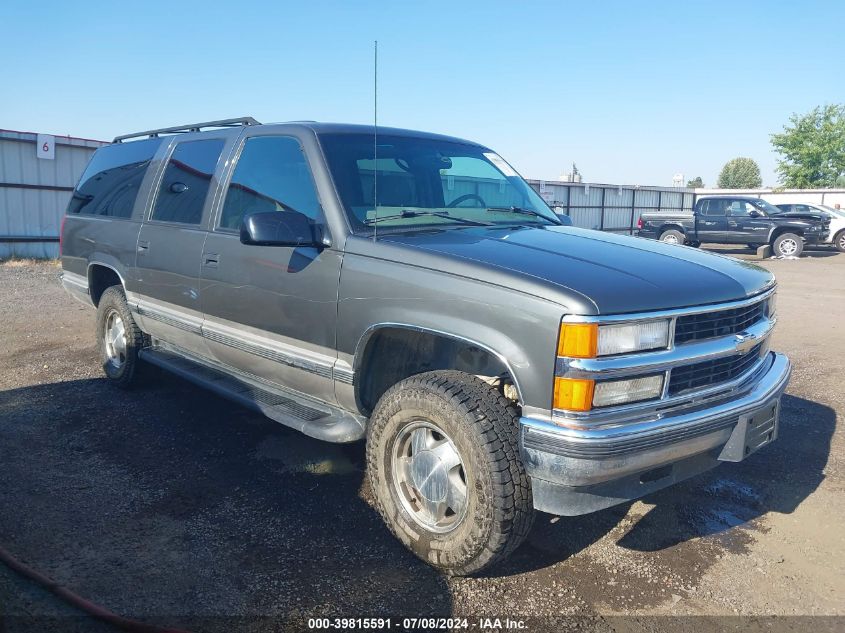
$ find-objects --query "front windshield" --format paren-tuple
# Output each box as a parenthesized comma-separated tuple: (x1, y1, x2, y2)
(318, 133, 559, 232)
(752, 199, 785, 215)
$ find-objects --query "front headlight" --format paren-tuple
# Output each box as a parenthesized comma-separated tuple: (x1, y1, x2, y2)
(592, 374, 664, 407)
(558, 320, 670, 358)
(553, 374, 664, 411)
(597, 321, 670, 356)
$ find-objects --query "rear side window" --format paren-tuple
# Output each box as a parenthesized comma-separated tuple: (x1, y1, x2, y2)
(67, 138, 161, 218)
(219, 136, 321, 230)
(151, 139, 225, 225)
(700, 199, 728, 216)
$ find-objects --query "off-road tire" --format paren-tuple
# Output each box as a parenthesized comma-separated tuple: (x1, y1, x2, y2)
(366, 370, 534, 576)
(95, 285, 149, 389)
(772, 232, 803, 258)
(659, 229, 684, 245)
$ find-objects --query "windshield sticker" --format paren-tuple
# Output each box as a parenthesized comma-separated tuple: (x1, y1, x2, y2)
(483, 152, 518, 177)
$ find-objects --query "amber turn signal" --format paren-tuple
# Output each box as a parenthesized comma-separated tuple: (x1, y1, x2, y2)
(557, 323, 598, 358)
(553, 377, 595, 412)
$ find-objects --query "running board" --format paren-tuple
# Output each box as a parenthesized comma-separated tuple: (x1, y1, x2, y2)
(139, 346, 366, 443)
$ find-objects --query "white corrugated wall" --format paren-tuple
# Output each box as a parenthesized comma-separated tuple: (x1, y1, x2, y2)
(0, 130, 107, 259)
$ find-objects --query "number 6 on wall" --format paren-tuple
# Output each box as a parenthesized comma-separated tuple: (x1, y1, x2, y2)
(36, 133, 55, 160)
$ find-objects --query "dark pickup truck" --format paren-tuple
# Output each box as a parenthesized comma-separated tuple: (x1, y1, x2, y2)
(637, 195, 829, 257)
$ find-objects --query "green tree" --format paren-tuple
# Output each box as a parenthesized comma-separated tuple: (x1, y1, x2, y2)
(771, 104, 845, 188)
(717, 158, 762, 188)
(686, 176, 704, 188)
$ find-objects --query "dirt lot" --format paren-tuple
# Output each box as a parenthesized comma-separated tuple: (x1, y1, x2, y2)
(0, 247, 843, 632)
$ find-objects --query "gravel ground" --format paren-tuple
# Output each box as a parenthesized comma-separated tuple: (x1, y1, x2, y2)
(0, 247, 843, 632)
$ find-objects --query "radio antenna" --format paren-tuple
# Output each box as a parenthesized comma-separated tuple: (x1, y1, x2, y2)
(372, 39, 379, 242)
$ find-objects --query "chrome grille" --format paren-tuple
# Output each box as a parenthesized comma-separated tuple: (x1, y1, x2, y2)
(674, 300, 766, 344)
(668, 344, 763, 395)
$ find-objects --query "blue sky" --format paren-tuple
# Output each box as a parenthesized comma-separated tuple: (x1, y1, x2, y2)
(2, 1, 843, 186)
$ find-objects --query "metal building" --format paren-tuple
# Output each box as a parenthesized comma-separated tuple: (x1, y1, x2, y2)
(0, 129, 107, 259)
(525, 179, 696, 235)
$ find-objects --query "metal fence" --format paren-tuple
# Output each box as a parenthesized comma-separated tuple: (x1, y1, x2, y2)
(0, 129, 107, 259)
(525, 179, 695, 234)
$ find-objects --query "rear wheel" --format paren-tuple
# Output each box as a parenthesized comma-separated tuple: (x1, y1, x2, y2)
(658, 229, 684, 245)
(96, 286, 149, 388)
(366, 370, 534, 576)
(772, 233, 803, 258)
(835, 230, 845, 253)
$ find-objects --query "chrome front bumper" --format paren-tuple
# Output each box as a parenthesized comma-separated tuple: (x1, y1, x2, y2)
(520, 351, 791, 516)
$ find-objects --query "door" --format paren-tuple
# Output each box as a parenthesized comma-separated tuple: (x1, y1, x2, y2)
(726, 200, 770, 244)
(200, 132, 341, 403)
(695, 198, 728, 242)
(133, 136, 228, 357)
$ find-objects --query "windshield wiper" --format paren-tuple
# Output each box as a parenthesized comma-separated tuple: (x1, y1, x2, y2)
(364, 210, 492, 226)
(486, 206, 561, 224)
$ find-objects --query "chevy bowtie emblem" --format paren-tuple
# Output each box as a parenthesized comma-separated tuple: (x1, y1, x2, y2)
(734, 332, 758, 354)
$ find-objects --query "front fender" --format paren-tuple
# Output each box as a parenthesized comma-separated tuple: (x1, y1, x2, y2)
(335, 253, 569, 416)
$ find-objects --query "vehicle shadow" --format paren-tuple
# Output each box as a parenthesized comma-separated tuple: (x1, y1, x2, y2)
(490, 394, 834, 574)
(1, 377, 833, 607)
(617, 394, 834, 551)
(0, 377, 453, 632)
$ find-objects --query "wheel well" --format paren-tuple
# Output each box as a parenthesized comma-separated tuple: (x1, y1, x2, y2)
(770, 228, 803, 243)
(88, 265, 122, 306)
(660, 224, 685, 235)
(355, 327, 515, 415)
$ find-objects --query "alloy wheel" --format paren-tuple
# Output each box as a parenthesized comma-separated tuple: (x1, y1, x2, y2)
(391, 421, 468, 533)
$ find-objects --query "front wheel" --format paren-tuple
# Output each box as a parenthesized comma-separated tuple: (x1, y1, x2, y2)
(772, 233, 803, 258)
(834, 230, 845, 253)
(658, 229, 684, 245)
(366, 371, 534, 576)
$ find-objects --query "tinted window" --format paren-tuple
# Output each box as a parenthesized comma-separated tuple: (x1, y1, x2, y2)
(700, 199, 728, 216)
(219, 136, 321, 230)
(151, 139, 224, 225)
(68, 138, 161, 218)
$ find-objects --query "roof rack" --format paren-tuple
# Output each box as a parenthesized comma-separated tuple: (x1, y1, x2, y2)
(113, 117, 260, 143)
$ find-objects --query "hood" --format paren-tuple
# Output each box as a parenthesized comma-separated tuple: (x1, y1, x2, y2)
(774, 211, 826, 223)
(378, 226, 774, 314)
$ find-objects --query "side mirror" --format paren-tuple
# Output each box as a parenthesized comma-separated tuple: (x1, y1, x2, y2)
(748, 210, 762, 218)
(240, 211, 321, 247)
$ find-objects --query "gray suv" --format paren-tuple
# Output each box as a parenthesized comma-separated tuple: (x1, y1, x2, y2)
(61, 118, 791, 575)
